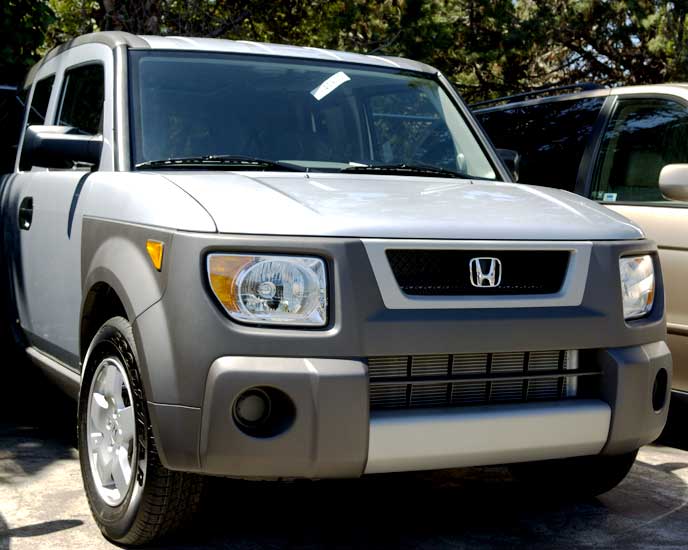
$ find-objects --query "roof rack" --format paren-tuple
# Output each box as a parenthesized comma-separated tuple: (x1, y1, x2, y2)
(470, 83, 605, 109)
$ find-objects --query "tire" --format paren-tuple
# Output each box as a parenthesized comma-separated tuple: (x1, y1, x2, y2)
(509, 450, 638, 498)
(78, 316, 204, 545)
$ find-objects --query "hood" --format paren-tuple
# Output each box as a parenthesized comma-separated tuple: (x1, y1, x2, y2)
(157, 171, 644, 241)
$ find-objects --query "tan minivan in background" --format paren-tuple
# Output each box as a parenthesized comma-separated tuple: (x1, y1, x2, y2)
(474, 84, 688, 397)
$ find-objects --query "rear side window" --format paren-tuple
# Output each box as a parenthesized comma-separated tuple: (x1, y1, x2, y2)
(592, 98, 688, 203)
(476, 97, 604, 191)
(27, 75, 55, 125)
(57, 64, 104, 135)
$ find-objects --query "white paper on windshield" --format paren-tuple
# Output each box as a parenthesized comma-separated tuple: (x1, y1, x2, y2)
(310, 71, 351, 101)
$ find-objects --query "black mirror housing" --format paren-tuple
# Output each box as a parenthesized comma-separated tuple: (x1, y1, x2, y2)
(496, 148, 520, 182)
(20, 125, 103, 171)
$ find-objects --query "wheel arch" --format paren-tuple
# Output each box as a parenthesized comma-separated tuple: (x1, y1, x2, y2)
(79, 280, 130, 361)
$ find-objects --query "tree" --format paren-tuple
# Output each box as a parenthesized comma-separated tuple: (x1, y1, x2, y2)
(1, 0, 55, 85)
(31, 0, 688, 102)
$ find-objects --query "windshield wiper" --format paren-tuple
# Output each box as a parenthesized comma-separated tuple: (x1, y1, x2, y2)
(341, 163, 471, 179)
(135, 155, 306, 172)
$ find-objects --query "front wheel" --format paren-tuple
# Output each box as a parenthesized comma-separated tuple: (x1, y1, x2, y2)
(509, 450, 638, 498)
(78, 316, 204, 545)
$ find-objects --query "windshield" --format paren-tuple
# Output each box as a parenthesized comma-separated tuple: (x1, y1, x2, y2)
(129, 51, 497, 179)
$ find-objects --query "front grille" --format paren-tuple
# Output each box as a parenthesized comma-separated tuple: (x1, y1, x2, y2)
(386, 249, 570, 295)
(368, 350, 598, 410)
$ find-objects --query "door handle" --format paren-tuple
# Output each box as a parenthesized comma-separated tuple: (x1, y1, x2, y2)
(19, 196, 33, 231)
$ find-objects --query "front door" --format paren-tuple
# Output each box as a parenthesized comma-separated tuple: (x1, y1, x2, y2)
(15, 48, 111, 369)
(589, 95, 688, 392)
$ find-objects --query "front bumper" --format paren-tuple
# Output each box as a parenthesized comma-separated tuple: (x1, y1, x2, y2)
(147, 341, 671, 478)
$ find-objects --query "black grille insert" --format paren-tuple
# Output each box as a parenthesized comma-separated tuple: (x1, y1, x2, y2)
(386, 249, 570, 296)
(368, 351, 601, 410)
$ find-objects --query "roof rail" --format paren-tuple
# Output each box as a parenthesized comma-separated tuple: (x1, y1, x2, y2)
(470, 83, 605, 109)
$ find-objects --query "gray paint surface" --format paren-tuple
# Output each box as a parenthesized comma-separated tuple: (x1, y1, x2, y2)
(131, 230, 663, 408)
(160, 171, 645, 240)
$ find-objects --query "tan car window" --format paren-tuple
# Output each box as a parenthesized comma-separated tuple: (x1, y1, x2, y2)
(592, 98, 688, 203)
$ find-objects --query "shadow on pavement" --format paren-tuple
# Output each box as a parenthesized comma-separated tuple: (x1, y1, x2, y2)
(0, 354, 76, 485)
(2, 357, 688, 549)
(0, 519, 83, 547)
(658, 394, 688, 452)
(154, 455, 688, 550)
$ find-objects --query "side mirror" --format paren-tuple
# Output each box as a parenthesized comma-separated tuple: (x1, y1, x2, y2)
(497, 148, 520, 182)
(20, 125, 102, 171)
(659, 164, 688, 201)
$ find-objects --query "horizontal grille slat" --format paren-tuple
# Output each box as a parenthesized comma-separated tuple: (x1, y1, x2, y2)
(386, 249, 570, 296)
(410, 383, 447, 407)
(451, 381, 487, 404)
(368, 356, 408, 379)
(412, 355, 449, 377)
(491, 379, 525, 401)
(368, 350, 595, 411)
(528, 350, 562, 371)
(491, 352, 525, 373)
(369, 384, 407, 408)
(451, 353, 488, 375)
(528, 378, 561, 400)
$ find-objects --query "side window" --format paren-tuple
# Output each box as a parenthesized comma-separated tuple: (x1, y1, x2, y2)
(0, 86, 22, 173)
(592, 98, 688, 203)
(27, 75, 55, 125)
(57, 64, 104, 135)
(477, 97, 604, 191)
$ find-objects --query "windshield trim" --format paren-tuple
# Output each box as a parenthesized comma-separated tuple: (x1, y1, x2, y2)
(127, 49, 506, 181)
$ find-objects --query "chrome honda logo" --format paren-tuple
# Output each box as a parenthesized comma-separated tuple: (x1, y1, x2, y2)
(469, 257, 502, 288)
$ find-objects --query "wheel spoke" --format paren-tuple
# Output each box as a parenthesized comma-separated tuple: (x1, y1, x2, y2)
(86, 356, 137, 507)
(118, 406, 135, 443)
(93, 392, 109, 410)
(96, 445, 114, 483)
(112, 448, 131, 496)
(90, 396, 108, 432)
(110, 367, 126, 409)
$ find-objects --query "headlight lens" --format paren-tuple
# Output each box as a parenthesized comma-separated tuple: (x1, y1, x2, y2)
(207, 254, 327, 326)
(619, 255, 655, 320)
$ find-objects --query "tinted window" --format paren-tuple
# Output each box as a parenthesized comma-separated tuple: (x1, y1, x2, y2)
(129, 51, 496, 178)
(592, 99, 688, 203)
(58, 64, 104, 135)
(27, 75, 54, 125)
(476, 97, 604, 191)
(0, 86, 22, 173)
(369, 91, 457, 170)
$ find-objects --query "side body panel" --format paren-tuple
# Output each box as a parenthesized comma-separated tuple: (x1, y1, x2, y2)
(585, 90, 688, 393)
(606, 203, 688, 391)
(11, 43, 117, 368)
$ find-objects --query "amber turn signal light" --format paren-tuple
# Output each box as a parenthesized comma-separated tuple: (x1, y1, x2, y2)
(146, 240, 164, 271)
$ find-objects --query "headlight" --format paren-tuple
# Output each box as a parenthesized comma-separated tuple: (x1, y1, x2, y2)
(619, 255, 655, 320)
(207, 254, 327, 326)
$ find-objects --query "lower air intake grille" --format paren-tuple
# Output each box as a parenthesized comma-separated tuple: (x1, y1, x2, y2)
(368, 350, 597, 410)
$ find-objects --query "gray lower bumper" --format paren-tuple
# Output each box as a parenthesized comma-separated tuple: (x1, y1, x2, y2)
(148, 341, 671, 478)
(366, 400, 610, 474)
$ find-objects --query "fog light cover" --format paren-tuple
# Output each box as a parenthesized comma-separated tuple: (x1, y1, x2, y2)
(208, 254, 327, 326)
(619, 255, 655, 320)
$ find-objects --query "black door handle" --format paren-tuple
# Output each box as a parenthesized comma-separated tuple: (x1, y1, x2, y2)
(19, 196, 33, 230)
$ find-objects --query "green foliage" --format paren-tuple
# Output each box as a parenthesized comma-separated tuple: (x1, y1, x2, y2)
(4, 0, 688, 101)
(1, 0, 55, 84)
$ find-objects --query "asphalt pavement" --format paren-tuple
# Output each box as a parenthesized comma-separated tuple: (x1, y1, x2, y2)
(2, 362, 688, 549)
